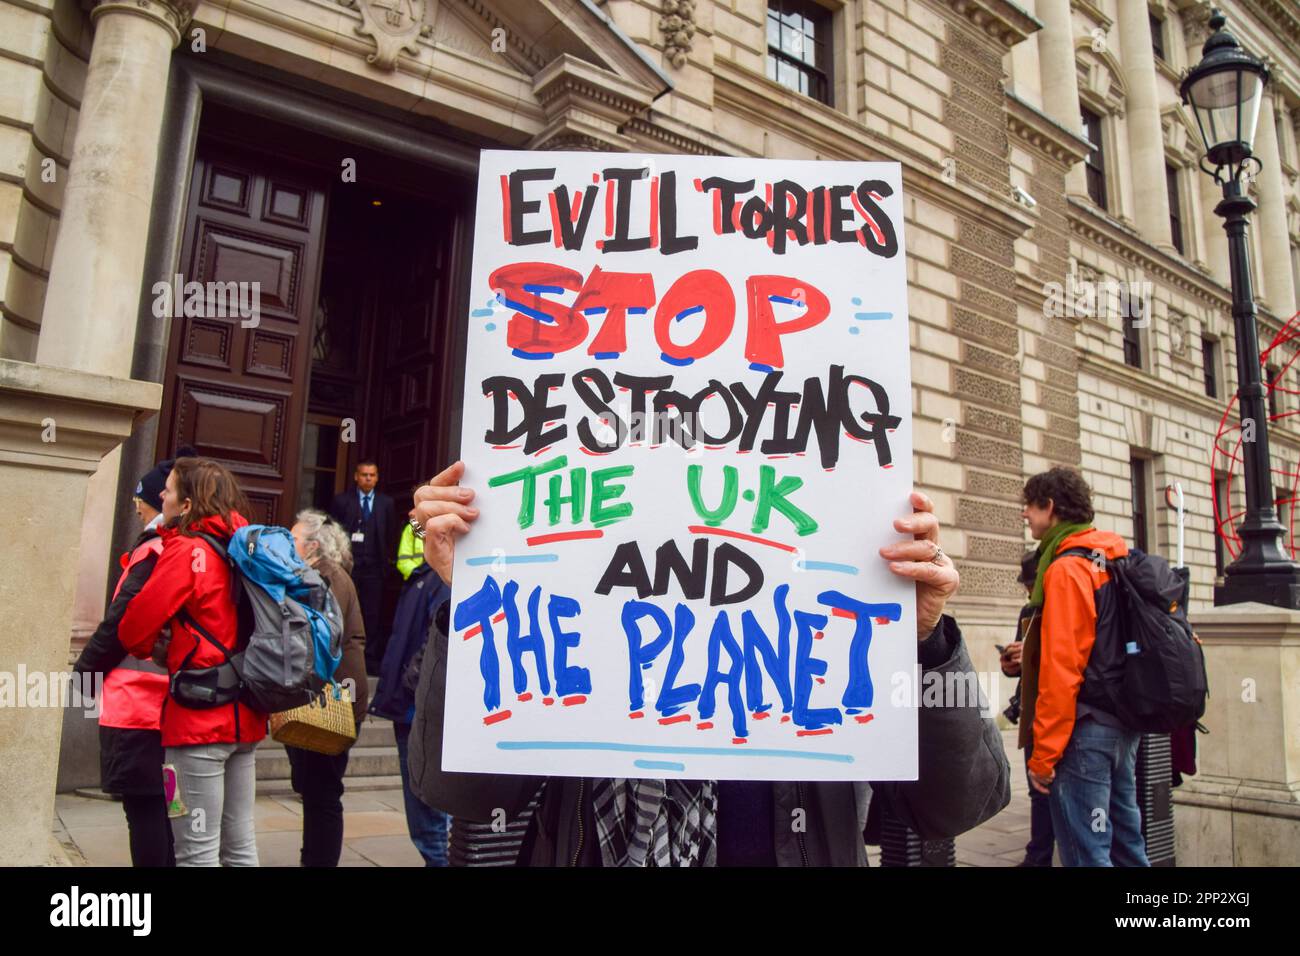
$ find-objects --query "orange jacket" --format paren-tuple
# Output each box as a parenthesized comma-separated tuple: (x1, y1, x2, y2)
(1028, 527, 1128, 778)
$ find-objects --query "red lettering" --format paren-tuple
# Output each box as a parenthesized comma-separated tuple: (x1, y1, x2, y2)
(654, 269, 735, 363)
(744, 275, 830, 368)
(491, 262, 588, 355)
(577, 266, 657, 356)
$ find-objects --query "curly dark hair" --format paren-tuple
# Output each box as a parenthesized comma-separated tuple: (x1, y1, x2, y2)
(1022, 467, 1094, 524)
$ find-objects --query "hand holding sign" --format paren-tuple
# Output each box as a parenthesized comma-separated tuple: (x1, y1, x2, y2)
(413, 460, 478, 585)
(878, 491, 959, 640)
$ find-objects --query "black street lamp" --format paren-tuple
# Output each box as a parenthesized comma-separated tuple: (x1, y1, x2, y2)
(1181, 9, 1300, 608)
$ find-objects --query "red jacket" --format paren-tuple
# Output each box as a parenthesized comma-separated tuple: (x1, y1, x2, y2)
(1028, 527, 1128, 777)
(117, 512, 267, 747)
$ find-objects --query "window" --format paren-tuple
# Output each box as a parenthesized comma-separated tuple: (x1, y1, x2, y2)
(1130, 457, 1150, 554)
(1202, 335, 1220, 398)
(766, 0, 833, 106)
(1214, 476, 1231, 577)
(1082, 107, 1107, 210)
(1291, 242, 1300, 301)
(1267, 364, 1281, 419)
(1150, 12, 1166, 61)
(1167, 164, 1185, 255)
(1122, 293, 1144, 369)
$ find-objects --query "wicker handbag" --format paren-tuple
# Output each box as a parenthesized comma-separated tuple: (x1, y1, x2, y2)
(269, 683, 357, 755)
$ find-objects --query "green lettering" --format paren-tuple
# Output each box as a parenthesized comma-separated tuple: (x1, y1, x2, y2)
(545, 467, 587, 526)
(590, 465, 635, 527)
(752, 464, 817, 536)
(686, 464, 738, 527)
(488, 456, 568, 529)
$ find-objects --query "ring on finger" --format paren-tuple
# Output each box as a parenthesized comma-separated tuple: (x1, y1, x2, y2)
(408, 516, 426, 540)
(930, 544, 946, 565)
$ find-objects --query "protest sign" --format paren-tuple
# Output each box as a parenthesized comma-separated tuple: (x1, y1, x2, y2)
(444, 150, 915, 781)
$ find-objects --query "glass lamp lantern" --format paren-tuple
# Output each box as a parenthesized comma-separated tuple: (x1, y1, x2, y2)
(1179, 9, 1270, 181)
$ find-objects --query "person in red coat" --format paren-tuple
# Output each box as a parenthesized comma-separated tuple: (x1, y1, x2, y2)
(74, 452, 193, 866)
(117, 457, 267, 866)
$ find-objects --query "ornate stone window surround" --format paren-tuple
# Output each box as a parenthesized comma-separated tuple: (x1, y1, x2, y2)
(757, 0, 850, 117)
(1075, 36, 1131, 222)
(1162, 102, 1209, 266)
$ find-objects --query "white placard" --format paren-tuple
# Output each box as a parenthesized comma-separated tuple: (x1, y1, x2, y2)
(444, 150, 916, 781)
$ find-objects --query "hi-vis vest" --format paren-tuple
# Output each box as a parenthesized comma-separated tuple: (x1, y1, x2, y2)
(99, 536, 169, 730)
(396, 523, 425, 581)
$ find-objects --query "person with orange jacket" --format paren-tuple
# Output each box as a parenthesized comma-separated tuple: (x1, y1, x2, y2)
(117, 457, 267, 867)
(73, 452, 194, 866)
(1018, 466, 1149, 868)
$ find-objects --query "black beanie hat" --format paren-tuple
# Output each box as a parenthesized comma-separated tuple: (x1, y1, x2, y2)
(135, 446, 198, 512)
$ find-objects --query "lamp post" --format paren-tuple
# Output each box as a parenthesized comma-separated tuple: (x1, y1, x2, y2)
(1181, 9, 1300, 608)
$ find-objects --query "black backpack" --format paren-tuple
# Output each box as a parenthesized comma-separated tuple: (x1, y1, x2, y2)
(1055, 547, 1208, 733)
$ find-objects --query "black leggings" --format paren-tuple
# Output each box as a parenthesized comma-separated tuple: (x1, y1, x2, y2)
(287, 734, 356, 867)
(121, 794, 176, 867)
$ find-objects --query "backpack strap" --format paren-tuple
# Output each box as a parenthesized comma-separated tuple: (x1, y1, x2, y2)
(1053, 546, 1100, 565)
(188, 528, 248, 616)
(190, 530, 230, 562)
(175, 607, 233, 668)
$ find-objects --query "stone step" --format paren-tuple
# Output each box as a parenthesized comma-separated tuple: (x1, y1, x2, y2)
(256, 745, 400, 781)
(255, 774, 403, 796)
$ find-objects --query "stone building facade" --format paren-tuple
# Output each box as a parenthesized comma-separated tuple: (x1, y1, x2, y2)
(1, 0, 1297, 863)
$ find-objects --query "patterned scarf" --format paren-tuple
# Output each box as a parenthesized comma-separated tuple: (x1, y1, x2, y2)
(590, 777, 718, 867)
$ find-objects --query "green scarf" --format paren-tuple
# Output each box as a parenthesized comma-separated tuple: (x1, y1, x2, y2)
(1028, 521, 1092, 607)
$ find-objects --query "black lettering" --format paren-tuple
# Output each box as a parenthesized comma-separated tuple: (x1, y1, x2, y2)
(595, 541, 653, 597)
(509, 168, 554, 246)
(554, 184, 600, 251)
(602, 168, 653, 253)
(769, 180, 808, 255)
(700, 177, 755, 235)
(828, 184, 857, 243)
(652, 539, 708, 599)
(855, 180, 899, 257)
(658, 171, 699, 255)
(710, 543, 764, 606)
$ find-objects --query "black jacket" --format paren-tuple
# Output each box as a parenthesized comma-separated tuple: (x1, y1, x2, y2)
(329, 487, 398, 568)
(409, 605, 1011, 866)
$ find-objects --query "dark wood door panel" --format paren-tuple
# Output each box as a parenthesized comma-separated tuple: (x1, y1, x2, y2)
(157, 147, 327, 526)
(172, 377, 287, 475)
(191, 224, 303, 322)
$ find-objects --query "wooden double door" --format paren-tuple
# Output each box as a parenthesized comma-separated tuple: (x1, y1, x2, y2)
(155, 142, 468, 525)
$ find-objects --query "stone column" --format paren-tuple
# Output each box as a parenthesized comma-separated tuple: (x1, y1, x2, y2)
(1116, 0, 1172, 248)
(0, 0, 186, 866)
(1183, 5, 1230, 286)
(35, 0, 194, 378)
(1197, 159, 1231, 287)
(1035, 0, 1086, 196)
(36, 0, 193, 650)
(1254, 85, 1298, 318)
(1176, 604, 1300, 865)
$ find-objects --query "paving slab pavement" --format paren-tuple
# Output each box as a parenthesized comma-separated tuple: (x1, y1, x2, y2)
(55, 729, 1036, 867)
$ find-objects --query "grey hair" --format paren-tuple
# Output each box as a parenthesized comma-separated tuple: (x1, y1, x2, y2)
(295, 509, 352, 567)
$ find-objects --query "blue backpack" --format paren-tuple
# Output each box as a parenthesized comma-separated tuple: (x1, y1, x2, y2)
(174, 526, 343, 714)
